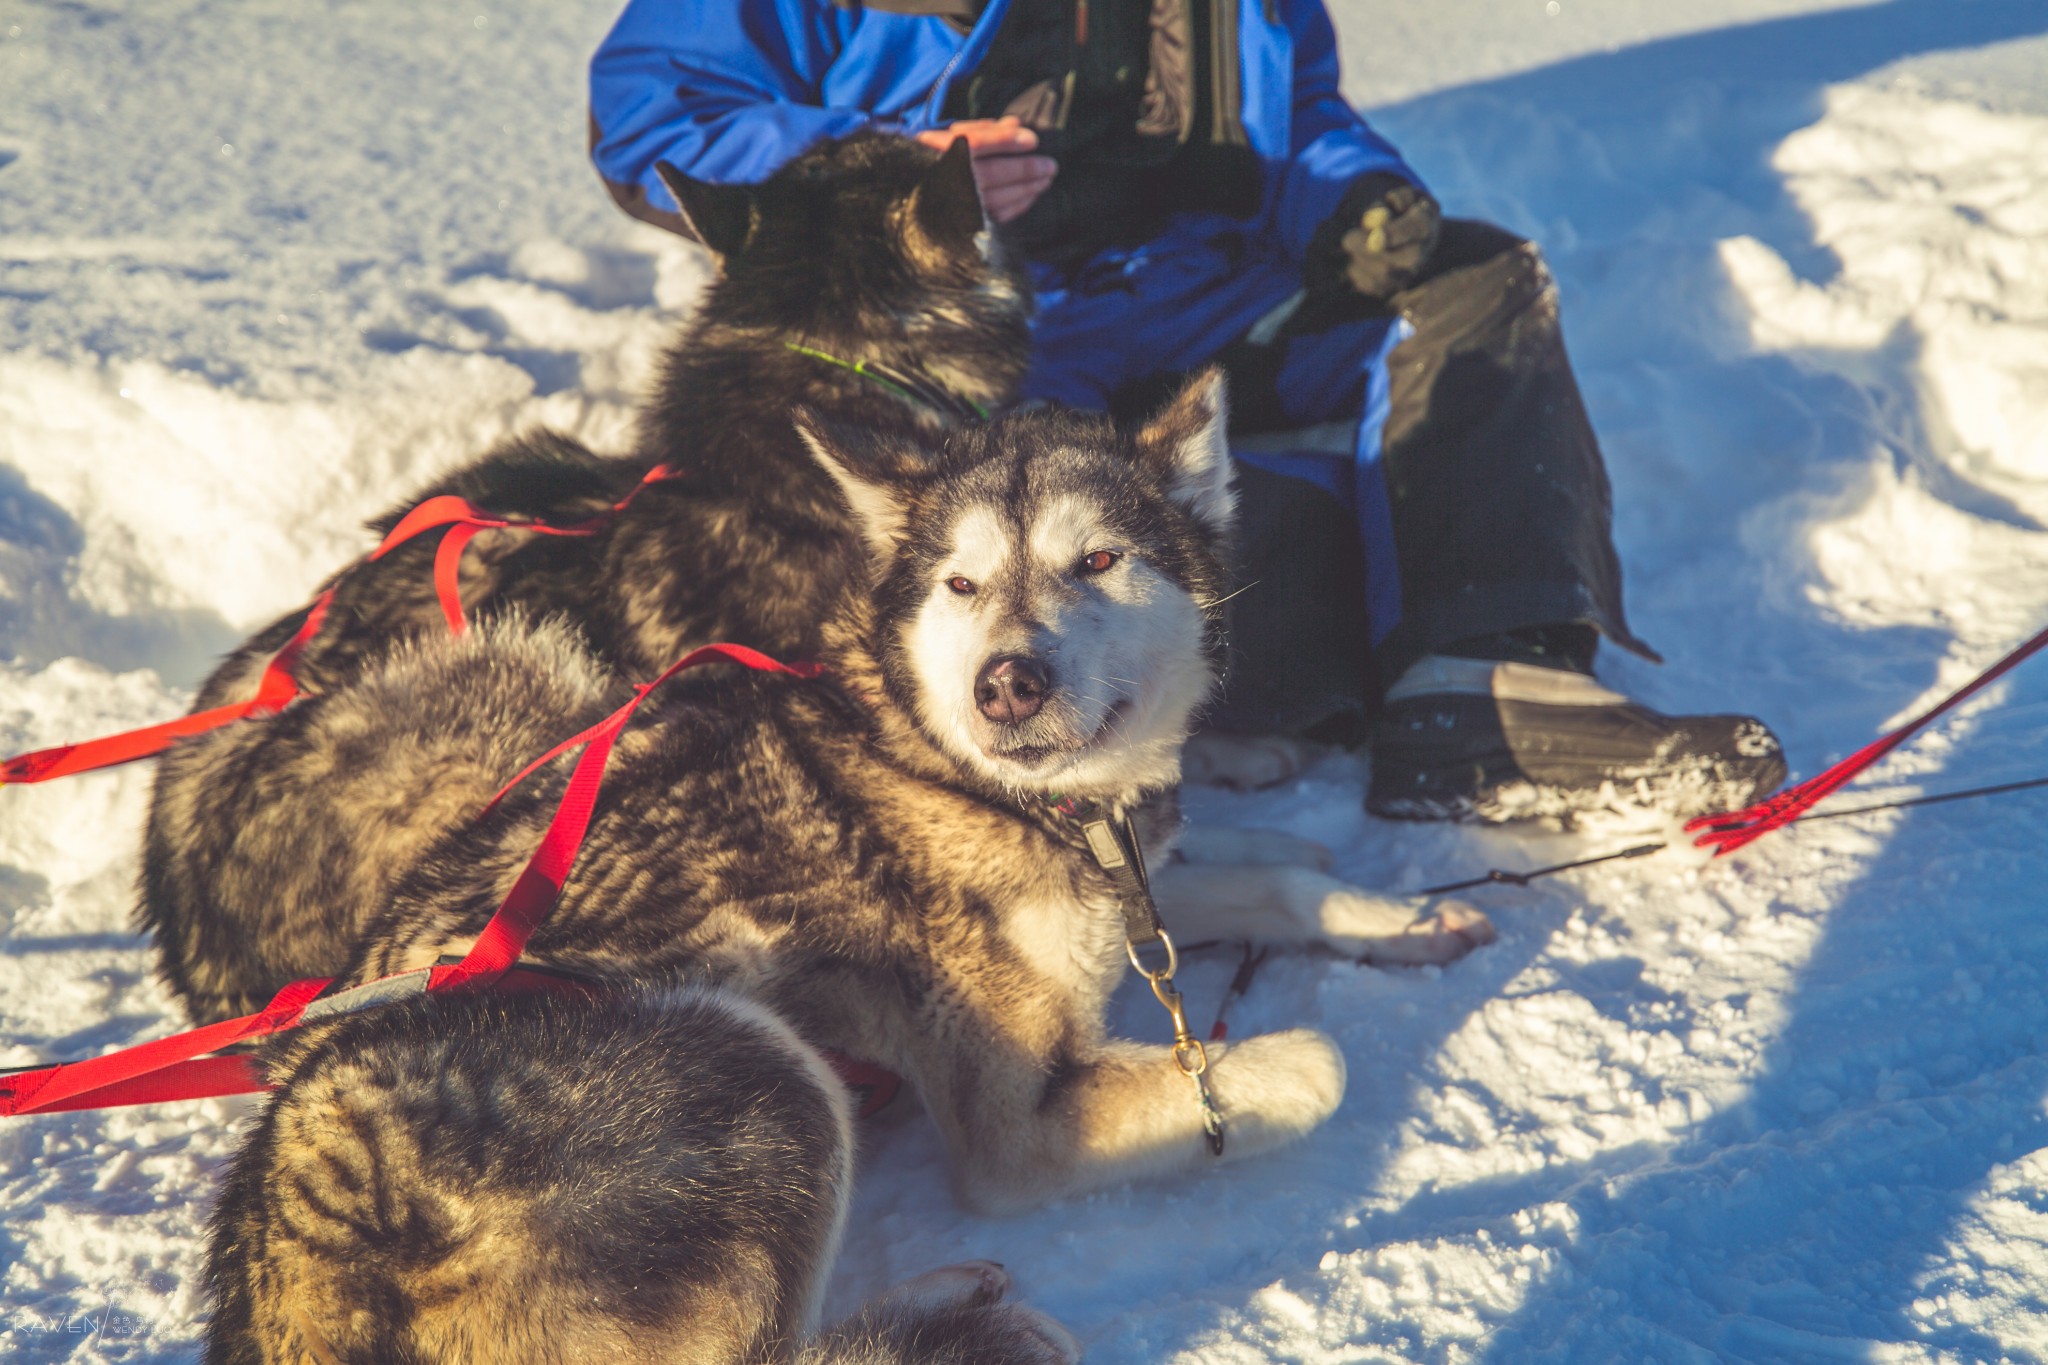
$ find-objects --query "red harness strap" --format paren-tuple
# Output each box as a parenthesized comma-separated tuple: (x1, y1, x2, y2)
(1689, 619, 2048, 855)
(386, 461, 680, 635)
(0, 641, 901, 1120)
(0, 465, 680, 785)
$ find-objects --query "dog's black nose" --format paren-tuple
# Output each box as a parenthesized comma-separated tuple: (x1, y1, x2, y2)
(975, 655, 1049, 724)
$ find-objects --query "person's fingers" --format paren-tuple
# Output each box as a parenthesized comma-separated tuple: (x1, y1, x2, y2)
(911, 122, 1053, 222)
(1344, 258, 1384, 294)
(982, 174, 1055, 223)
(962, 116, 1036, 150)
(973, 154, 1056, 191)
(982, 183, 1044, 223)
(914, 118, 1040, 156)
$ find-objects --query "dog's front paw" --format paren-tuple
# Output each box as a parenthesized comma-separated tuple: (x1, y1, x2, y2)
(1180, 732, 1325, 790)
(1317, 888, 1495, 966)
(1205, 1028, 1346, 1158)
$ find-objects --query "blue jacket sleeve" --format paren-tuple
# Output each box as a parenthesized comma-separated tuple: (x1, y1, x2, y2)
(1266, 0, 1425, 262)
(589, 0, 878, 210)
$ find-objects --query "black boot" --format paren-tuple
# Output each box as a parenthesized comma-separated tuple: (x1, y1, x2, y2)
(1367, 628, 1786, 824)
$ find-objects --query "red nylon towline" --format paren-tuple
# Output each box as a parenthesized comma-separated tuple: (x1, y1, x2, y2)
(0, 640, 825, 1118)
(1688, 619, 2048, 855)
(0, 593, 336, 786)
(0, 464, 681, 785)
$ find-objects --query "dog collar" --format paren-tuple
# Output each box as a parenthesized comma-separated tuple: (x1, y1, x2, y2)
(1045, 795, 1164, 951)
(784, 341, 991, 423)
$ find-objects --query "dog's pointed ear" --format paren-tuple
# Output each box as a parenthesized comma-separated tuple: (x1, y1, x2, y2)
(795, 408, 921, 559)
(1134, 367, 1236, 535)
(910, 136, 985, 256)
(655, 161, 757, 260)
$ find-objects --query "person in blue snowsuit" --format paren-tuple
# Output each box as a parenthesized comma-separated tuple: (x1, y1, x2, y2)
(587, 0, 1787, 822)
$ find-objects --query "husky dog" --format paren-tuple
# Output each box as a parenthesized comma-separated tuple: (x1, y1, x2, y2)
(142, 131, 1034, 1022)
(206, 985, 1079, 1364)
(171, 376, 1417, 1212)
(141, 141, 1488, 1027)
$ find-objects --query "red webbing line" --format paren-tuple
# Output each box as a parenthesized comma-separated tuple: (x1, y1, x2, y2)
(0, 593, 334, 786)
(1, 639, 848, 1118)
(8, 646, 823, 1113)
(0, 966, 606, 1117)
(477, 715, 616, 821)
(1689, 620, 2048, 855)
(0, 977, 330, 1116)
(828, 1056, 902, 1118)
(432, 522, 486, 635)
(392, 463, 680, 633)
(15, 1056, 270, 1114)
(0, 466, 680, 784)
(431, 642, 827, 992)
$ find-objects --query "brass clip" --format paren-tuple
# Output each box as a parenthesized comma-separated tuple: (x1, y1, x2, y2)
(1127, 928, 1225, 1156)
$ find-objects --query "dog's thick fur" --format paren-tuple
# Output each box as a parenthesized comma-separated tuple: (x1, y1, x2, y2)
(177, 378, 1351, 1215)
(143, 131, 1034, 1022)
(205, 985, 1080, 1365)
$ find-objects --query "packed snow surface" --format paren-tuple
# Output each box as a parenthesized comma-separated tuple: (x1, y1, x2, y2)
(5, 0, 2048, 1359)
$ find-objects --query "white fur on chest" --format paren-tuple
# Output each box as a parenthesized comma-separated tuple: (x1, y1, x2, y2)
(997, 879, 1130, 1007)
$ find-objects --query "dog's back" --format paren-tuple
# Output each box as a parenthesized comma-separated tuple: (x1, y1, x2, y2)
(205, 986, 1077, 1365)
(143, 617, 623, 1021)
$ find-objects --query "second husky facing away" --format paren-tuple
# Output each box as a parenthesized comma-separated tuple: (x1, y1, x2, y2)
(182, 375, 1374, 1219)
(206, 986, 1082, 1365)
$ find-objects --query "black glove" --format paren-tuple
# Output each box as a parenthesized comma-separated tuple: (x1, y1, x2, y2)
(1309, 173, 1441, 306)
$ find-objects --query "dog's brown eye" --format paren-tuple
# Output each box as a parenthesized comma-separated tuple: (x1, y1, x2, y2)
(947, 576, 976, 595)
(1079, 549, 1119, 574)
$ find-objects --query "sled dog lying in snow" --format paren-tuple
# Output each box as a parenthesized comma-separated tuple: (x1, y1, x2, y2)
(142, 130, 1034, 1022)
(140, 136, 1491, 1027)
(181, 375, 1415, 1221)
(206, 985, 1080, 1365)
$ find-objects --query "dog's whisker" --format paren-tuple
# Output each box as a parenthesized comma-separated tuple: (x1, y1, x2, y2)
(1201, 580, 1260, 613)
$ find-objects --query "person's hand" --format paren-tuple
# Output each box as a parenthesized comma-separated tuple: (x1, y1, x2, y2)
(914, 117, 1057, 224)
(1317, 173, 1441, 304)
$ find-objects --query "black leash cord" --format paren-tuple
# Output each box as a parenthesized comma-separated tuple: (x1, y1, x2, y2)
(1203, 774, 2048, 1047)
(1410, 772, 2048, 898)
(1415, 843, 1666, 897)
(1785, 773, 2048, 823)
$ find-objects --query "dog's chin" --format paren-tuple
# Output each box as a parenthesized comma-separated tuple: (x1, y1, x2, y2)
(962, 697, 1113, 781)
(969, 697, 1184, 795)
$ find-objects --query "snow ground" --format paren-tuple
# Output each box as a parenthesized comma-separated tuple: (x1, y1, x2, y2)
(4, 0, 2048, 1359)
